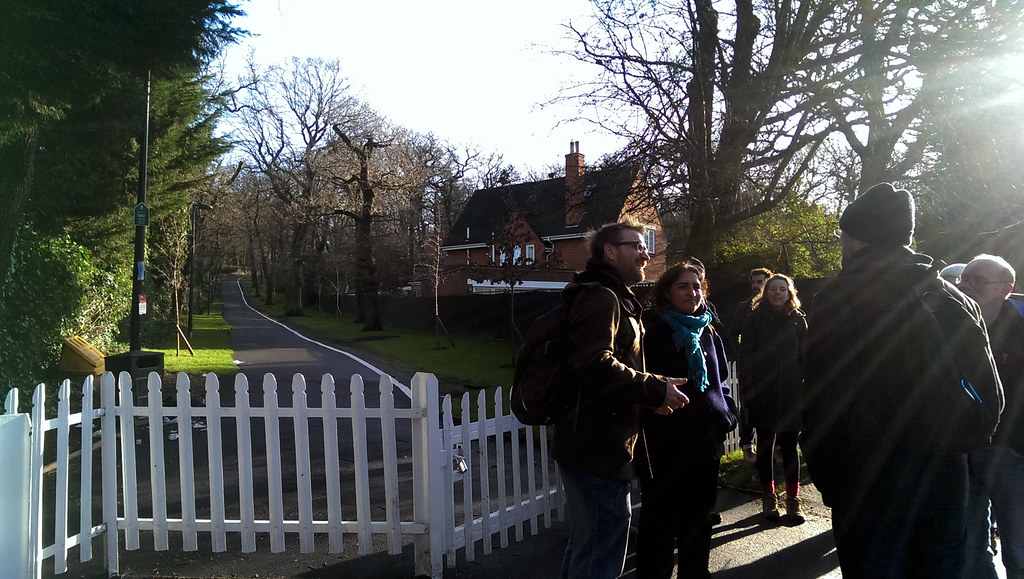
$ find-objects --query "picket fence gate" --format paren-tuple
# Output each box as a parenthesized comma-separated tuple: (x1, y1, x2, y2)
(0, 370, 564, 579)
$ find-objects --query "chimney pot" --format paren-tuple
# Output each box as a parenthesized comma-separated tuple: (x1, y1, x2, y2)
(565, 141, 586, 225)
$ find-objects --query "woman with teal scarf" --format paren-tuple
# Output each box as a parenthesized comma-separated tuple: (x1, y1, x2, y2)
(635, 260, 738, 579)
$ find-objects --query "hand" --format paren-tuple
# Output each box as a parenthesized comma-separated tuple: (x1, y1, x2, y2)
(661, 379, 689, 412)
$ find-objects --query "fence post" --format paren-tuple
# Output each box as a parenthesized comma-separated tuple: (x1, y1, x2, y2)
(0, 412, 32, 578)
(101, 372, 120, 576)
(412, 373, 444, 579)
(29, 386, 46, 579)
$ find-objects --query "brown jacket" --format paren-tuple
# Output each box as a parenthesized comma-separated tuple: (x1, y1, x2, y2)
(552, 259, 669, 479)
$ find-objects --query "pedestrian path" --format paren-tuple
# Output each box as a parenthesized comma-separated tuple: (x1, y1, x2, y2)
(705, 485, 839, 578)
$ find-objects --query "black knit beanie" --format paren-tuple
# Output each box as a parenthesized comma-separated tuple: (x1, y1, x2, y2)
(839, 182, 915, 246)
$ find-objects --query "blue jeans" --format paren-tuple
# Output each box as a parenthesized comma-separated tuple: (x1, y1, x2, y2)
(967, 446, 1024, 579)
(558, 463, 632, 579)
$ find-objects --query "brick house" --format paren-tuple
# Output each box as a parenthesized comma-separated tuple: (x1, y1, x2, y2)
(437, 142, 668, 295)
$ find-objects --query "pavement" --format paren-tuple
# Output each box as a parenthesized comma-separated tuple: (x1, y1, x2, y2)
(422, 483, 843, 579)
(65, 277, 846, 578)
(80, 483, 839, 578)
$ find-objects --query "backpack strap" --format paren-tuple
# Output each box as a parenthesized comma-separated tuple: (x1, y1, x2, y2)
(1009, 294, 1024, 319)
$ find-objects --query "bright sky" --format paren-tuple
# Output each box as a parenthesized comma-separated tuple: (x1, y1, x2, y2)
(221, 0, 626, 172)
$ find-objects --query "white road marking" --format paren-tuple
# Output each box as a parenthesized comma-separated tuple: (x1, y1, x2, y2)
(233, 279, 412, 398)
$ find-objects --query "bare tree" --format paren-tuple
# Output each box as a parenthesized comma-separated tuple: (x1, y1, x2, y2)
(233, 57, 360, 314)
(824, 1, 1024, 190)
(562, 0, 847, 259)
(564, 0, 1024, 265)
(329, 120, 398, 331)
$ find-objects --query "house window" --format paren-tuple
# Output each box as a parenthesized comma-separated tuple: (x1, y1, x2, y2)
(498, 246, 525, 265)
(525, 244, 535, 264)
(645, 228, 656, 255)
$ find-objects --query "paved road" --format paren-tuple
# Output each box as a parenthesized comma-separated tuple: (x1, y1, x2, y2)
(222, 275, 417, 400)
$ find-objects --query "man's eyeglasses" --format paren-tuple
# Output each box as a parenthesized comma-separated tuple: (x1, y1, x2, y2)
(957, 275, 1011, 287)
(610, 241, 649, 254)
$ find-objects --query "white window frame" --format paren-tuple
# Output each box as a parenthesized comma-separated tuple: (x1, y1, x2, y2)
(645, 228, 657, 255)
(525, 244, 535, 264)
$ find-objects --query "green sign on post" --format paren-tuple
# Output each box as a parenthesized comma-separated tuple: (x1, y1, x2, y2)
(133, 202, 150, 227)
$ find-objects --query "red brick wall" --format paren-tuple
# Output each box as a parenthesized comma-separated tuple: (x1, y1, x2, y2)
(438, 186, 670, 294)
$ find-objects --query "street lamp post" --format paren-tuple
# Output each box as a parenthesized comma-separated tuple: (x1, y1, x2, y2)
(106, 71, 165, 401)
(187, 202, 214, 338)
(128, 72, 151, 352)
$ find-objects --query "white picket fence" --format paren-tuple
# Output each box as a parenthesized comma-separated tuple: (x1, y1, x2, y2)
(0, 370, 563, 579)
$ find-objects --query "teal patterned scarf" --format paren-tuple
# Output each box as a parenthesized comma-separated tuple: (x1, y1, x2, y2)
(660, 309, 713, 392)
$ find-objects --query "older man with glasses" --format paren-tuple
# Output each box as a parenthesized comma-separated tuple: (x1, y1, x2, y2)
(959, 254, 1024, 579)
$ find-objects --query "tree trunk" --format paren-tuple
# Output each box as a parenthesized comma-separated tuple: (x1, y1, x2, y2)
(683, 197, 717, 261)
(855, 4, 897, 191)
(361, 287, 381, 331)
(247, 231, 261, 297)
(0, 129, 37, 285)
(262, 246, 274, 306)
(284, 223, 309, 316)
(355, 209, 382, 331)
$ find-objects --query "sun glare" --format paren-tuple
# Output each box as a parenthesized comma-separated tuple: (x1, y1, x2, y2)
(995, 52, 1024, 78)
(979, 51, 1024, 106)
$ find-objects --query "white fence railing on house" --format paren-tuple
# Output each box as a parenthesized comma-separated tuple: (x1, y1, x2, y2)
(1, 370, 563, 579)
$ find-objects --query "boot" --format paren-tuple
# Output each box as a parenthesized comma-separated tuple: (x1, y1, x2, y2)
(761, 492, 780, 520)
(785, 496, 805, 524)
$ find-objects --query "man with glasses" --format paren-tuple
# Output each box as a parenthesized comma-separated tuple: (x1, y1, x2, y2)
(552, 219, 688, 579)
(959, 254, 1024, 579)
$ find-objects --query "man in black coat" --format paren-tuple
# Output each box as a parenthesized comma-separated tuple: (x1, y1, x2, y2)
(728, 267, 771, 462)
(802, 183, 983, 578)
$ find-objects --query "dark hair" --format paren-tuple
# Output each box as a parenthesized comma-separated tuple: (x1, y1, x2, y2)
(750, 267, 772, 280)
(654, 258, 709, 309)
(587, 218, 645, 259)
(752, 273, 802, 311)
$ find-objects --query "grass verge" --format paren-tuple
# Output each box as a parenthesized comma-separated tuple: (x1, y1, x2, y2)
(718, 448, 813, 492)
(155, 302, 238, 376)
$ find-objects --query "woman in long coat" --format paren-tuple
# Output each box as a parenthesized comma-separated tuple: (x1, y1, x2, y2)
(738, 273, 807, 523)
(635, 259, 738, 578)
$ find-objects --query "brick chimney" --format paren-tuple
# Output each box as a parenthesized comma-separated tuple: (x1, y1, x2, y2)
(565, 141, 585, 225)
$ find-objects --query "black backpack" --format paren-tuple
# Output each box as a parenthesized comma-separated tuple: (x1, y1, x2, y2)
(511, 299, 579, 426)
(912, 273, 1004, 452)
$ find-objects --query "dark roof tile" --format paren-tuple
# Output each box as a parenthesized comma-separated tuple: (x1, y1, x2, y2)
(442, 166, 639, 246)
